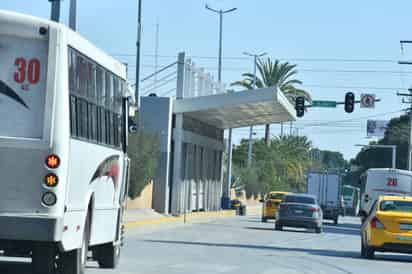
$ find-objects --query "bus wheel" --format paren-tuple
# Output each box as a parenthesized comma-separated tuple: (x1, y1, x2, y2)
(32, 243, 57, 274)
(60, 214, 90, 274)
(96, 242, 120, 268)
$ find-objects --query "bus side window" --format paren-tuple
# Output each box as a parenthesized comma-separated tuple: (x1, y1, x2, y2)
(105, 72, 112, 109)
(96, 66, 105, 107)
(88, 103, 97, 142)
(77, 99, 88, 139)
(70, 96, 77, 137)
(76, 56, 87, 97)
(69, 50, 76, 92)
(87, 63, 97, 103)
(100, 108, 106, 144)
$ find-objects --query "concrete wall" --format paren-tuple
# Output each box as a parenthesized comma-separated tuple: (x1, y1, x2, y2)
(127, 181, 153, 209)
(139, 97, 173, 213)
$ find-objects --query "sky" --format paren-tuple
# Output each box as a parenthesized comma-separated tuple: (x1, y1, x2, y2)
(3, 0, 412, 160)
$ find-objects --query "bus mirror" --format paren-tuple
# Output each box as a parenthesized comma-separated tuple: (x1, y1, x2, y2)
(129, 125, 137, 133)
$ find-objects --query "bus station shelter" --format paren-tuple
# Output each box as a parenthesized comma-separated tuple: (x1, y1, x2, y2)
(139, 86, 296, 215)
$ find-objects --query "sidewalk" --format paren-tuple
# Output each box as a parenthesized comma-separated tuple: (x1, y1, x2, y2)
(124, 208, 237, 229)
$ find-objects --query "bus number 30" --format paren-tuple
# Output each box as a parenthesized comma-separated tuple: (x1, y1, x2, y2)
(14, 58, 41, 85)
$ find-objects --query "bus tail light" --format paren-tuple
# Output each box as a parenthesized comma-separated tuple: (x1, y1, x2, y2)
(44, 173, 58, 187)
(46, 154, 60, 169)
(42, 192, 57, 206)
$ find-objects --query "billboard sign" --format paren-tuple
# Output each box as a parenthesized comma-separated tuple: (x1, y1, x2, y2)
(367, 120, 389, 137)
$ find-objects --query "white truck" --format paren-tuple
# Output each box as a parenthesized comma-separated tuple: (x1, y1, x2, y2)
(307, 171, 342, 224)
(359, 168, 412, 221)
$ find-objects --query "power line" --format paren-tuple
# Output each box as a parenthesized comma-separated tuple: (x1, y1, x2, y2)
(301, 109, 405, 127)
(303, 84, 407, 91)
(113, 53, 399, 64)
(131, 64, 412, 75)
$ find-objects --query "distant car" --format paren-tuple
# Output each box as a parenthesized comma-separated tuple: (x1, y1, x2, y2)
(230, 199, 242, 210)
(361, 195, 412, 259)
(261, 191, 289, 222)
(275, 194, 323, 233)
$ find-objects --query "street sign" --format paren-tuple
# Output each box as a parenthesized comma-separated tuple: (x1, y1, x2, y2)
(360, 94, 375, 108)
(312, 100, 337, 108)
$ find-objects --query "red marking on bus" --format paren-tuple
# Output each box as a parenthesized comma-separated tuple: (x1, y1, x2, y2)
(28, 59, 40, 84)
(14, 58, 26, 83)
(13, 58, 41, 85)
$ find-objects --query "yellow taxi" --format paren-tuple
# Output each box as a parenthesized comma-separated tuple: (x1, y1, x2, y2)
(361, 195, 412, 259)
(261, 191, 289, 222)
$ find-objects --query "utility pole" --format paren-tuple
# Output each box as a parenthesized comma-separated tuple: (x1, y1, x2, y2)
(49, 0, 61, 22)
(135, 0, 143, 107)
(69, 0, 77, 30)
(398, 40, 412, 170)
(244, 52, 267, 166)
(396, 87, 412, 170)
(206, 4, 237, 209)
(409, 88, 412, 171)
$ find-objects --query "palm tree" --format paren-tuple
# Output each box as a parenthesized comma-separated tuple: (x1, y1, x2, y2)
(231, 58, 311, 145)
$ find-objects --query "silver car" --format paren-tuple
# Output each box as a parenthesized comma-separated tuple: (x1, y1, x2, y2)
(275, 194, 323, 233)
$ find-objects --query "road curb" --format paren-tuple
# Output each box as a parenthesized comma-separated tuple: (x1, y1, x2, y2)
(124, 209, 236, 229)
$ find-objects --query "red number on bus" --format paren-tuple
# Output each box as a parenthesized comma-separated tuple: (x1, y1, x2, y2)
(28, 59, 40, 84)
(14, 58, 26, 83)
(14, 58, 41, 85)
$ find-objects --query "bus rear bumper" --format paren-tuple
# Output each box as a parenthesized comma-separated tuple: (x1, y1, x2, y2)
(0, 215, 62, 242)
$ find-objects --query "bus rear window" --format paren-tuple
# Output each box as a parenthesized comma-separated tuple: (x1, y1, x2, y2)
(0, 34, 48, 139)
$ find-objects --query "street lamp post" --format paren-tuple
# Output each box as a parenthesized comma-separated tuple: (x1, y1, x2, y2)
(135, 0, 143, 107)
(48, 0, 62, 22)
(243, 52, 267, 166)
(206, 4, 237, 209)
(356, 144, 397, 169)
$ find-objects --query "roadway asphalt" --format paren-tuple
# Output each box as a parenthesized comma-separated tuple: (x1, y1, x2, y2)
(2, 215, 412, 273)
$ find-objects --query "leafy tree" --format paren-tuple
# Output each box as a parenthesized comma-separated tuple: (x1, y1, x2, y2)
(127, 131, 160, 199)
(232, 135, 314, 194)
(231, 58, 311, 145)
(310, 148, 349, 170)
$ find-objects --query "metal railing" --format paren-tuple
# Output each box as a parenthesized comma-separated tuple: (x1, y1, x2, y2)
(140, 52, 225, 99)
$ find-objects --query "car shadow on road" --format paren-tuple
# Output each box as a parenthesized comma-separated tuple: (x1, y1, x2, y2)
(144, 239, 362, 260)
(245, 225, 360, 236)
(146, 238, 412, 263)
(0, 259, 98, 274)
(323, 225, 360, 236)
(244, 226, 275, 231)
(0, 260, 32, 274)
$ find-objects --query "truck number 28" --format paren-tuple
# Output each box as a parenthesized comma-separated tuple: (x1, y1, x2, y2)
(14, 58, 41, 85)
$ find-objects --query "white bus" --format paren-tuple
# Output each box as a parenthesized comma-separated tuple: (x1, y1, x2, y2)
(0, 10, 130, 274)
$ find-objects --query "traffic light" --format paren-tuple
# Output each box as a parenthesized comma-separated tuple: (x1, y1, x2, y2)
(344, 92, 355, 113)
(295, 96, 305, 117)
